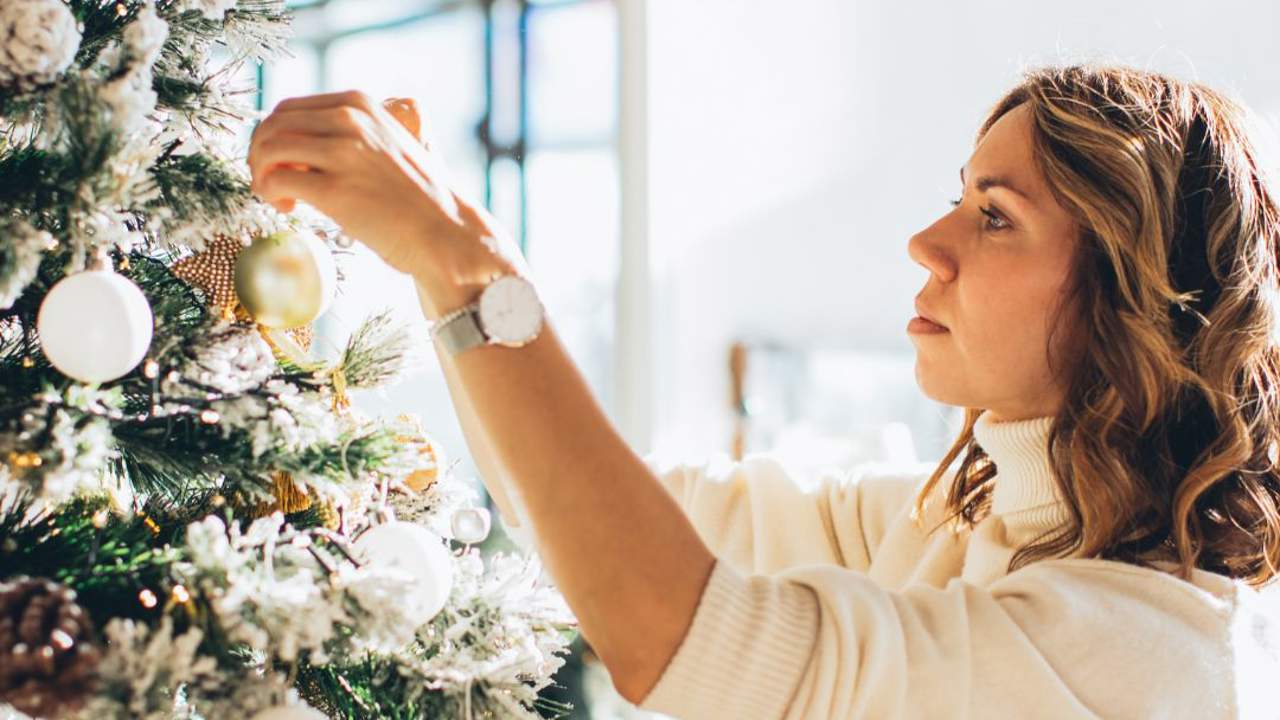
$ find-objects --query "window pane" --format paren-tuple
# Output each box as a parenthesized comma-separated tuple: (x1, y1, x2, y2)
(525, 148, 619, 411)
(528, 1, 617, 145)
(325, 8, 489, 204)
(288, 0, 467, 38)
(260, 43, 320, 105)
(488, 156, 525, 240)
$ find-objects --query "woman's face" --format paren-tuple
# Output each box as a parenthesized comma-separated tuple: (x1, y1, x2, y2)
(907, 103, 1080, 422)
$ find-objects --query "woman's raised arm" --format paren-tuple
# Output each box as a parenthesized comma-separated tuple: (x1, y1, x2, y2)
(246, 89, 715, 702)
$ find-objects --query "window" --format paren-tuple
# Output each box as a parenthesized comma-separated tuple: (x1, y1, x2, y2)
(257, 0, 621, 530)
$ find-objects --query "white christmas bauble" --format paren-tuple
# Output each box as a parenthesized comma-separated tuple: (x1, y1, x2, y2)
(38, 269, 153, 383)
(250, 706, 327, 720)
(450, 507, 492, 545)
(234, 230, 337, 329)
(353, 521, 454, 626)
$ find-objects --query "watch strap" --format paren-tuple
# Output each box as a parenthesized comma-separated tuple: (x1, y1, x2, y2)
(432, 304, 488, 356)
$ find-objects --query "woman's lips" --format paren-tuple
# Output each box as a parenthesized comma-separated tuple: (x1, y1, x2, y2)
(907, 316, 950, 334)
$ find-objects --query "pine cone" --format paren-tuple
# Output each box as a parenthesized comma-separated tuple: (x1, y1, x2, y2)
(0, 0, 82, 93)
(0, 577, 100, 719)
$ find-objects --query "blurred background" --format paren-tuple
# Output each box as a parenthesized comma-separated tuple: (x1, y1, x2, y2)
(246, 0, 1280, 715)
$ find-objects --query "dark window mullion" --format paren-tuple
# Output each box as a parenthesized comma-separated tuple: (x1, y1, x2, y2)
(517, 0, 529, 256)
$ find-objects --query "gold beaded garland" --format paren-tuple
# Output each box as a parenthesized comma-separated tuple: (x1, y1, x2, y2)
(171, 234, 245, 316)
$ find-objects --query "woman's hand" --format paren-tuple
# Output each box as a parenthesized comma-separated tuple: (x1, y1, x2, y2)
(246, 90, 522, 316)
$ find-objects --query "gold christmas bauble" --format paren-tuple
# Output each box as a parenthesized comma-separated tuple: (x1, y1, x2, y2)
(234, 230, 337, 329)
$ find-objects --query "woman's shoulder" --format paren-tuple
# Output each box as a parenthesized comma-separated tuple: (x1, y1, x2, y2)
(995, 554, 1280, 616)
(985, 556, 1280, 717)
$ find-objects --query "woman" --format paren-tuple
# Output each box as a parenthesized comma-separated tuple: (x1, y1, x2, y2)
(247, 65, 1280, 718)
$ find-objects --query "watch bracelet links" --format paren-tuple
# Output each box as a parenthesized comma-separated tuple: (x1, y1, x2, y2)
(430, 301, 488, 356)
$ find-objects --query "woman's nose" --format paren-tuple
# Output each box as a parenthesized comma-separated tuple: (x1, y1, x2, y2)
(907, 220, 957, 283)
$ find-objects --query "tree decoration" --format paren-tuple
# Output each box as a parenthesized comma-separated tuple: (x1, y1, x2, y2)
(170, 233, 245, 319)
(313, 500, 341, 531)
(0, 0, 577, 715)
(0, 0, 82, 92)
(234, 229, 337, 330)
(37, 252, 154, 384)
(0, 577, 100, 719)
(450, 507, 492, 545)
(395, 413, 445, 493)
(173, 233, 316, 351)
(270, 471, 313, 514)
(353, 520, 455, 627)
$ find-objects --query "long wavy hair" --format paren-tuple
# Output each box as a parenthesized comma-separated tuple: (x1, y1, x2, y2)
(911, 65, 1280, 589)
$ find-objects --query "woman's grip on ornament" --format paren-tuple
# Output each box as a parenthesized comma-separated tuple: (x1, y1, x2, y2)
(248, 91, 524, 319)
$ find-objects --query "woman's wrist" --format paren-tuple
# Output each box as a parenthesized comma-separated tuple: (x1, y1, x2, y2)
(410, 235, 523, 322)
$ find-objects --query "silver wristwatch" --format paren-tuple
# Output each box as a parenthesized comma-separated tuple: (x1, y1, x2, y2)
(430, 275, 545, 357)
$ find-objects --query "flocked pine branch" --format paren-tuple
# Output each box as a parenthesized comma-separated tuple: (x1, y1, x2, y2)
(0, 1, 578, 716)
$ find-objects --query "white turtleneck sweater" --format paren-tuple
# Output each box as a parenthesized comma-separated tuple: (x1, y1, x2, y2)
(635, 411, 1280, 719)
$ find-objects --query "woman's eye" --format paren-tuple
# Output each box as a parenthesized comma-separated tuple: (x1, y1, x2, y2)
(949, 197, 1011, 231)
(979, 206, 1010, 231)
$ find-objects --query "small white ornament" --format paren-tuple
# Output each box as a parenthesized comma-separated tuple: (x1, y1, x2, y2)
(38, 265, 153, 383)
(0, 0, 82, 92)
(353, 520, 454, 626)
(250, 706, 327, 720)
(235, 230, 337, 329)
(450, 507, 492, 545)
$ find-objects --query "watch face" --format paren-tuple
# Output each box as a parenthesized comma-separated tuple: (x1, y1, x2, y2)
(477, 276, 544, 345)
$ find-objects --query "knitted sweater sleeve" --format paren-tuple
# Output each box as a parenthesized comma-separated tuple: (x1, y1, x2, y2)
(643, 451, 927, 575)
(636, 552, 1242, 719)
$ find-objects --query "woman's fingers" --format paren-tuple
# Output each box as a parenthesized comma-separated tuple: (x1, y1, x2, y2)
(249, 132, 343, 188)
(255, 166, 330, 213)
(274, 89, 378, 114)
(250, 105, 368, 158)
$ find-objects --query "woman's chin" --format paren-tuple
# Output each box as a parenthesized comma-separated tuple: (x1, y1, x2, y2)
(913, 363, 968, 407)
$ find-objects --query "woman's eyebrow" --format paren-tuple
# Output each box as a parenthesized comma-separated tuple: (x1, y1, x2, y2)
(960, 166, 1038, 208)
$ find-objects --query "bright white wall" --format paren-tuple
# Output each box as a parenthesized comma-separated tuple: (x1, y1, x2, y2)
(631, 0, 1280, 464)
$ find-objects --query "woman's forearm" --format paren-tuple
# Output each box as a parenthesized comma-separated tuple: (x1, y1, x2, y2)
(415, 271, 716, 702)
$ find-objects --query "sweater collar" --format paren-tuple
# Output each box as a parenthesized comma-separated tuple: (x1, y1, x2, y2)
(971, 410, 1071, 530)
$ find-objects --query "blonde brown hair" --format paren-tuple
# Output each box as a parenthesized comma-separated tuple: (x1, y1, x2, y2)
(912, 64, 1280, 589)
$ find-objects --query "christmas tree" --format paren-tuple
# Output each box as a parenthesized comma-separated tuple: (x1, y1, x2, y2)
(0, 1, 576, 717)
